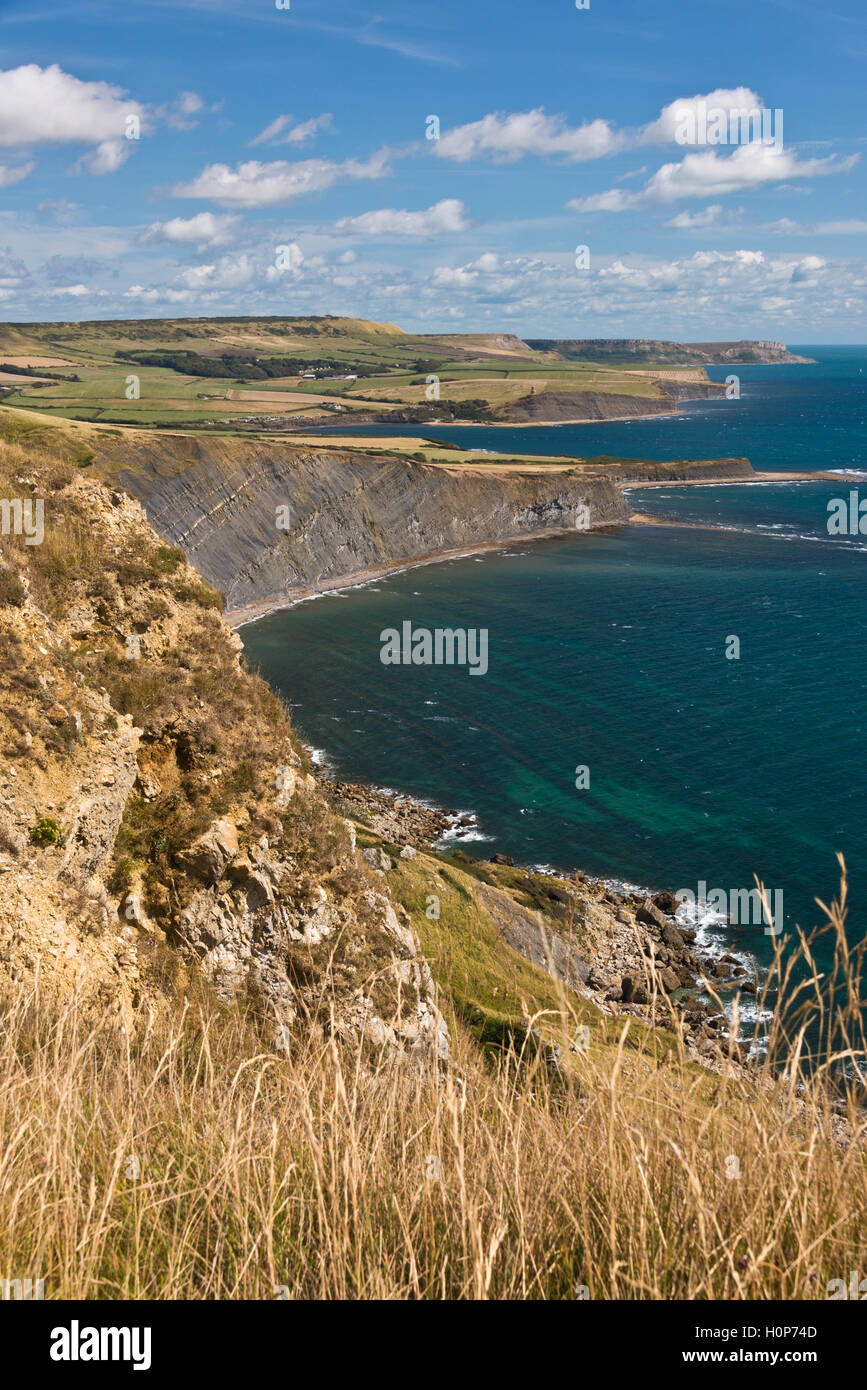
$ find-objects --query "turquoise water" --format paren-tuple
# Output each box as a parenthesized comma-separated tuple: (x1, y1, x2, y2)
(243, 349, 867, 969)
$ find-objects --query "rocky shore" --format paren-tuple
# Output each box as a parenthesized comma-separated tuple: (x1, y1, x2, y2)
(318, 775, 452, 847)
(570, 874, 759, 1064)
(316, 773, 762, 1067)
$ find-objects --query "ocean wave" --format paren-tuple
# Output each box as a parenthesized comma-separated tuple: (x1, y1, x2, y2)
(436, 808, 492, 844)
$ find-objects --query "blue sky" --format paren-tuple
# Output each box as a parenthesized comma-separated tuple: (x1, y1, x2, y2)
(0, 0, 864, 339)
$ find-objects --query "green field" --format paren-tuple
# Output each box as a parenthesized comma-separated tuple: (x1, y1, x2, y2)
(0, 315, 703, 431)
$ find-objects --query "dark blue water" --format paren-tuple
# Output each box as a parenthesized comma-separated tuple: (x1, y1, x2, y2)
(244, 349, 867, 972)
(307, 345, 867, 475)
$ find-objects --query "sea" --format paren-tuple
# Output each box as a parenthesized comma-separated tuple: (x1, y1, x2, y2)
(241, 347, 867, 995)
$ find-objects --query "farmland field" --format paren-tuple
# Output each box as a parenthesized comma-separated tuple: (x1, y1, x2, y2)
(0, 315, 695, 431)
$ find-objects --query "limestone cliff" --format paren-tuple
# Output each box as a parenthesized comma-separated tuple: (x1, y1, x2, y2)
(0, 438, 447, 1059)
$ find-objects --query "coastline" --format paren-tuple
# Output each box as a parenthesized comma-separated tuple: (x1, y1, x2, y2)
(307, 750, 766, 1063)
(226, 468, 845, 629)
(225, 520, 621, 629)
(289, 401, 699, 433)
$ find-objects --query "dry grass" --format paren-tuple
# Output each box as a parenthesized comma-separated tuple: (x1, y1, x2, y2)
(0, 875, 864, 1301)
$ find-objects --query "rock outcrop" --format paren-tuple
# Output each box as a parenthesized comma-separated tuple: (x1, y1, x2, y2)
(0, 439, 447, 1061)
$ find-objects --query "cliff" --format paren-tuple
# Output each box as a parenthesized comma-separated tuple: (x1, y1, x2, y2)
(86, 432, 752, 618)
(524, 337, 815, 365)
(0, 437, 447, 1059)
(497, 380, 725, 422)
(0, 419, 751, 1069)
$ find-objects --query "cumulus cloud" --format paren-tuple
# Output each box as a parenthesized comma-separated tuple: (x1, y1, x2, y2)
(638, 88, 766, 145)
(570, 145, 859, 211)
(125, 284, 193, 304)
(432, 253, 501, 287)
(176, 253, 256, 291)
(71, 138, 134, 176)
(0, 63, 147, 152)
(434, 109, 624, 163)
(0, 161, 34, 187)
(329, 198, 467, 237)
(249, 113, 333, 147)
(141, 212, 240, 248)
(172, 150, 390, 207)
(265, 242, 305, 279)
(665, 204, 726, 228)
(52, 237, 862, 336)
(46, 283, 90, 297)
(432, 90, 792, 166)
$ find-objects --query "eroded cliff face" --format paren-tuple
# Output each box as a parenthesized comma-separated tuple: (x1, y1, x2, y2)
(0, 440, 447, 1060)
(88, 433, 753, 619)
(94, 435, 629, 614)
(498, 381, 726, 422)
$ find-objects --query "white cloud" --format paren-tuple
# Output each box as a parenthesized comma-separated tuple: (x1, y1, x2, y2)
(431, 252, 501, 287)
(249, 113, 333, 147)
(434, 108, 624, 163)
(125, 284, 193, 304)
(665, 204, 725, 228)
(570, 145, 859, 211)
(46, 283, 90, 297)
(176, 253, 255, 290)
(172, 150, 390, 207)
(40, 238, 864, 337)
(177, 91, 204, 115)
(570, 188, 636, 213)
(433, 265, 479, 287)
(141, 212, 240, 248)
(767, 217, 867, 235)
(72, 138, 133, 176)
(330, 198, 467, 237)
(0, 63, 147, 149)
(0, 161, 34, 187)
(265, 243, 305, 279)
(790, 253, 825, 285)
(160, 90, 206, 130)
(432, 90, 790, 166)
(638, 88, 765, 145)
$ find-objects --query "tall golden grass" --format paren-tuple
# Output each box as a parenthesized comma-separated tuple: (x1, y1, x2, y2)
(0, 870, 864, 1301)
